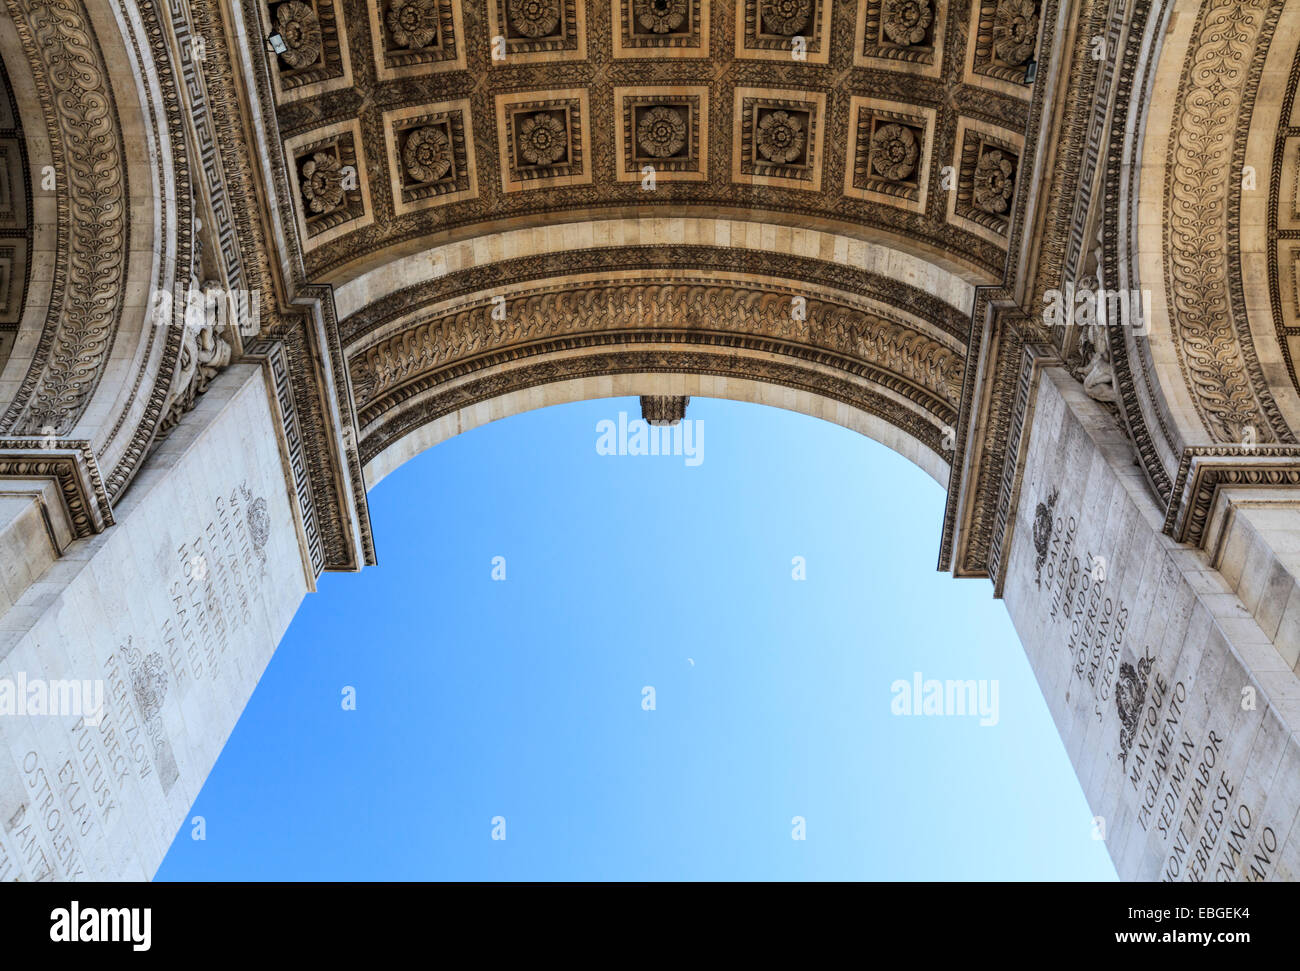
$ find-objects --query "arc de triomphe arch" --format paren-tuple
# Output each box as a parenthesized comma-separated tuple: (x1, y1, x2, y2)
(1, 0, 1299, 881)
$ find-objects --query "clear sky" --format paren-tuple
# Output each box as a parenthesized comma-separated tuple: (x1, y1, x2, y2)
(157, 396, 1118, 880)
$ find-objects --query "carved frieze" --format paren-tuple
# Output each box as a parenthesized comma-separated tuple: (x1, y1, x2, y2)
(349, 281, 963, 428)
(359, 346, 950, 471)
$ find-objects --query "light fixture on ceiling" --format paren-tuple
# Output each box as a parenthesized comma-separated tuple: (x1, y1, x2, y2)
(266, 32, 287, 55)
(1023, 59, 1038, 85)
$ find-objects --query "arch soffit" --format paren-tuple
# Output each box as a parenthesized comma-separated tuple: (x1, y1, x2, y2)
(362, 372, 952, 491)
(1133, 0, 1300, 466)
(0, 0, 190, 508)
(338, 219, 975, 485)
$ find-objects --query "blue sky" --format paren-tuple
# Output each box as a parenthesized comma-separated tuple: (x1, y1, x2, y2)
(158, 396, 1117, 880)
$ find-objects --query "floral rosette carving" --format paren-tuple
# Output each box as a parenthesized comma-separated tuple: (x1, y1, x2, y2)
(518, 113, 568, 165)
(882, 0, 931, 46)
(870, 123, 919, 181)
(403, 126, 453, 183)
(301, 152, 345, 212)
(508, 0, 562, 37)
(275, 1, 323, 69)
(634, 0, 688, 33)
(759, 0, 811, 36)
(637, 107, 687, 158)
(756, 111, 805, 164)
(387, 0, 440, 50)
(992, 0, 1040, 66)
(974, 149, 1015, 214)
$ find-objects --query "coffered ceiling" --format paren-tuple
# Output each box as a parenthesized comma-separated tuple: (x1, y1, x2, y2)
(260, 0, 1044, 289)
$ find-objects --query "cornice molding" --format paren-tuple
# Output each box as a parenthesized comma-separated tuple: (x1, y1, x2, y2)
(0, 438, 113, 537)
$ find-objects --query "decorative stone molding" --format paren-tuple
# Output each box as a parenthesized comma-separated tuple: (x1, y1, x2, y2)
(844, 96, 936, 214)
(247, 338, 327, 576)
(732, 88, 826, 192)
(0, 438, 112, 536)
(641, 395, 689, 424)
(1166, 446, 1300, 547)
(487, 0, 586, 64)
(0, 0, 129, 438)
(349, 280, 963, 433)
(1094, 0, 1179, 507)
(853, 0, 945, 76)
(734, 0, 829, 63)
(612, 0, 709, 57)
(1163, 0, 1292, 447)
(339, 239, 972, 348)
(988, 342, 1060, 594)
(614, 86, 709, 183)
(360, 346, 951, 471)
(382, 100, 479, 216)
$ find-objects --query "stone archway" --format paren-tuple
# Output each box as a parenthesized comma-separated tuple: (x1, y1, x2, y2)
(2, 0, 1300, 883)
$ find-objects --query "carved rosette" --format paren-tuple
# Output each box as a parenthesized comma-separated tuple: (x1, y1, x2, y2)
(275, 1, 323, 69)
(759, 0, 811, 35)
(991, 0, 1039, 66)
(870, 123, 919, 182)
(636, 107, 687, 158)
(882, 0, 931, 46)
(301, 152, 345, 212)
(402, 125, 453, 182)
(756, 111, 805, 164)
(634, 0, 687, 32)
(387, 0, 440, 48)
(507, 0, 562, 36)
(517, 112, 568, 165)
(974, 149, 1015, 214)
